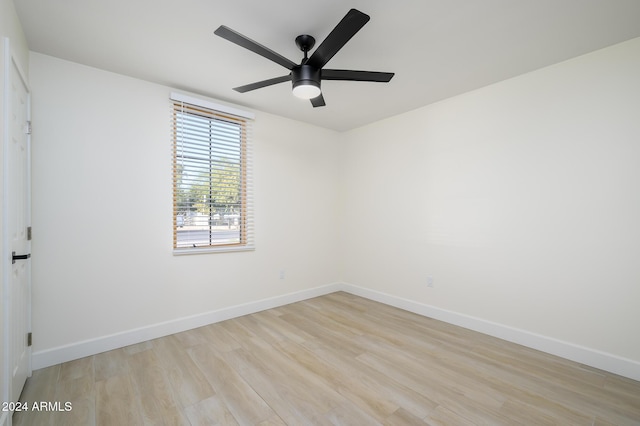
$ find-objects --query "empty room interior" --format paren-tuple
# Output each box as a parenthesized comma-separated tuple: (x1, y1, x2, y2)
(2, 0, 640, 424)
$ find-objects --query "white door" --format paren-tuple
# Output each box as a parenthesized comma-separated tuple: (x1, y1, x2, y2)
(5, 44, 31, 407)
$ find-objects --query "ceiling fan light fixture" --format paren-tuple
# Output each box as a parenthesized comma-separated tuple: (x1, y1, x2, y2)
(292, 81, 321, 99)
(292, 64, 321, 99)
(216, 9, 393, 107)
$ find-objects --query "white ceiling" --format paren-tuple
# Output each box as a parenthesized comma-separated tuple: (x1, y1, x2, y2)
(14, 0, 640, 131)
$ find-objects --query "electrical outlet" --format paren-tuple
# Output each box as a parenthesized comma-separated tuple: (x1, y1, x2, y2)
(279, 270, 285, 280)
(427, 276, 434, 288)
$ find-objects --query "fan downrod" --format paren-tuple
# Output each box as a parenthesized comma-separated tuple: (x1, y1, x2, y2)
(295, 35, 316, 60)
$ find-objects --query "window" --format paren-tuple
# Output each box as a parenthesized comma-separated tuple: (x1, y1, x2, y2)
(171, 93, 254, 253)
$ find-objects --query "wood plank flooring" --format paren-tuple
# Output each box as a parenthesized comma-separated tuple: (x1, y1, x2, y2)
(13, 292, 640, 425)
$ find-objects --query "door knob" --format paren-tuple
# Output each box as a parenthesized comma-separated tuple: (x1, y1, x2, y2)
(11, 251, 31, 264)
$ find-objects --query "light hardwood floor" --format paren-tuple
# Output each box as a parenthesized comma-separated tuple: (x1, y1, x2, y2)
(13, 292, 640, 425)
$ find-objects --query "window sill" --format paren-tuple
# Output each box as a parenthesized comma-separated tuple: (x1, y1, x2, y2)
(172, 245, 255, 256)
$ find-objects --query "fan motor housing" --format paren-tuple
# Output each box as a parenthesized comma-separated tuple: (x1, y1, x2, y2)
(292, 64, 321, 91)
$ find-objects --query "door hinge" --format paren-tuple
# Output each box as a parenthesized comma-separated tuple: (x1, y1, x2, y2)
(25, 120, 32, 135)
(27, 332, 32, 347)
(27, 226, 32, 241)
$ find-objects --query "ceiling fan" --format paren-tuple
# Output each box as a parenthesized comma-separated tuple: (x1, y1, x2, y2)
(214, 8, 394, 107)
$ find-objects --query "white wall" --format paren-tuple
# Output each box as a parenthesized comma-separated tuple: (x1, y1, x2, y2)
(341, 38, 640, 365)
(29, 53, 341, 359)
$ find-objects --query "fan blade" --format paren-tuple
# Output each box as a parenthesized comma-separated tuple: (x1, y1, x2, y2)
(310, 93, 326, 107)
(322, 69, 394, 82)
(215, 25, 297, 70)
(233, 75, 292, 93)
(306, 9, 370, 69)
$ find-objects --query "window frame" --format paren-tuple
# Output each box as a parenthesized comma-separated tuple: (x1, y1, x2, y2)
(170, 93, 255, 255)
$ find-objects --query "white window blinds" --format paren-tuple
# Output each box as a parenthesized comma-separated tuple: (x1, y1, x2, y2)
(171, 94, 254, 252)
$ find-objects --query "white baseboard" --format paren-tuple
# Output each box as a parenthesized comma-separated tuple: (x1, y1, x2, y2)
(340, 282, 640, 382)
(32, 281, 640, 382)
(32, 283, 345, 370)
